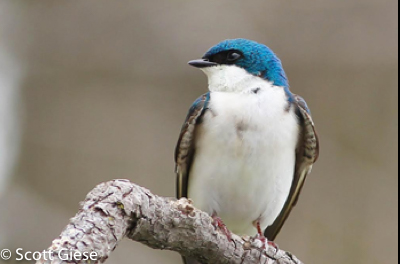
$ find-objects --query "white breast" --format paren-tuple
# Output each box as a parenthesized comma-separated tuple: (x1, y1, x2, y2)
(187, 66, 300, 236)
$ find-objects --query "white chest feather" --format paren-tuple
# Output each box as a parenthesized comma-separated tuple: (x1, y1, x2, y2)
(188, 66, 300, 236)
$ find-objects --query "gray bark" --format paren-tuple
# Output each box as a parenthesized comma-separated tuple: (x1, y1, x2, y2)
(36, 180, 304, 264)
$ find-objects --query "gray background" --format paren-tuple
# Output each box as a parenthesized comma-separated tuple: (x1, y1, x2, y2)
(0, 1, 398, 264)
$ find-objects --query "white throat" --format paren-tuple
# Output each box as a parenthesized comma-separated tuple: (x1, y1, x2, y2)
(201, 65, 271, 93)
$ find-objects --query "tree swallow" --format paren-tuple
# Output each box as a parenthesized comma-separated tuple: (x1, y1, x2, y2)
(175, 39, 319, 264)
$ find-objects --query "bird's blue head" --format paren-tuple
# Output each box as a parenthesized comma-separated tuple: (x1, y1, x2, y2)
(189, 39, 289, 89)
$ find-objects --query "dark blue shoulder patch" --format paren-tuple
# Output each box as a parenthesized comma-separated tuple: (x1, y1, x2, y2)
(185, 92, 210, 124)
(294, 95, 312, 115)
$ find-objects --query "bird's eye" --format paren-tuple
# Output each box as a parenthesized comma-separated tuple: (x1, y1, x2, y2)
(227, 52, 242, 62)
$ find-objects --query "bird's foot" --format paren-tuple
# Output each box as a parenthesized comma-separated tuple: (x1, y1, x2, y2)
(267, 240, 280, 250)
(212, 215, 233, 241)
(254, 234, 280, 251)
(254, 220, 280, 250)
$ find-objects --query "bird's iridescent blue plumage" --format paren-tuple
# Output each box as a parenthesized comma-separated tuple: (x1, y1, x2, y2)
(204, 39, 289, 90)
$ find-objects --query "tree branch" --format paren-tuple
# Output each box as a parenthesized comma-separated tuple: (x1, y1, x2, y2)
(36, 180, 304, 264)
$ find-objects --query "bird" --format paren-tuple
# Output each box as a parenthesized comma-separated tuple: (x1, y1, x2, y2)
(175, 39, 319, 264)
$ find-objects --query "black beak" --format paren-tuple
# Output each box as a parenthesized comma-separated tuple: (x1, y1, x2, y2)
(188, 59, 218, 68)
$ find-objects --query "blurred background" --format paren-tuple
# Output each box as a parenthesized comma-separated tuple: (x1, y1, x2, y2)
(0, 1, 397, 263)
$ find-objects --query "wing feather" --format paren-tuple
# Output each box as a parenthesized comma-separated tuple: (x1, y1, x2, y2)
(175, 93, 210, 264)
(264, 95, 319, 241)
(175, 93, 210, 199)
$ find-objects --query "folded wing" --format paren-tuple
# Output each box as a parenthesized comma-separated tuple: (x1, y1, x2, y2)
(264, 95, 320, 241)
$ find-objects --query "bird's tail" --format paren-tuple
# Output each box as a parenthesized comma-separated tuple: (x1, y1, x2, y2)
(182, 256, 202, 264)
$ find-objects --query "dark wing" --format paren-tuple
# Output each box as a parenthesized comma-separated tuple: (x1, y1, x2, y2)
(264, 94, 320, 241)
(175, 92, 211, 199)
(176, 93, 211, 264)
